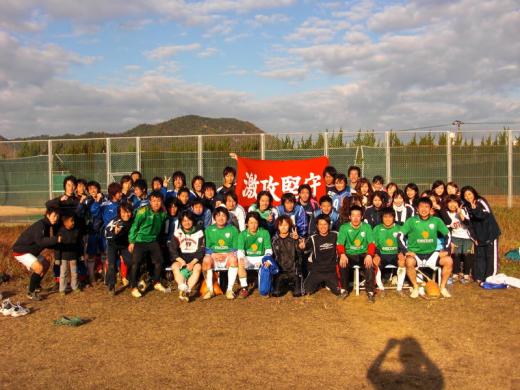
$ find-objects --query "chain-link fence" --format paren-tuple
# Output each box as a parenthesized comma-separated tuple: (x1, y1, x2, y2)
(1, 129, 519, 222)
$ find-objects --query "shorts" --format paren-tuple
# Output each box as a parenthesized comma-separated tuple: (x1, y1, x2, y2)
(14, 253, 45, 272)
(206, 252, 237, 271)
(241, 255, 263, 270)
(87, 233, 106, 256)
(414, 252, 440, 269)
(451, 237, 474, 255)
(347, 253, 367, 267)
(378, 254, 398, 268)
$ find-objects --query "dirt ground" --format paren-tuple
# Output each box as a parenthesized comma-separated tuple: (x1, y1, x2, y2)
(1, 278, 519, 390)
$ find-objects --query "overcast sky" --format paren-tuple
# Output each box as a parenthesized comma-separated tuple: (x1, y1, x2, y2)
(0, 0, 519, 138)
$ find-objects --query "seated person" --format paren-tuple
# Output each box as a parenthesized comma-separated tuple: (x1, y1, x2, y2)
(337, 205, 377, 302)
(397, 197, 453, 298)
(168, 210, 205, 302)
(236, 212, 273, 298)
(202, 207, 240, 300)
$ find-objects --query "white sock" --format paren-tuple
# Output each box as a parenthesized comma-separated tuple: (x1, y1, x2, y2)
(227, 267, 238, 292)
(375, 267, 384, 290)
(397, 267, 406, 291)
(178, 283, 188, 292)
(205, 270, 213, 292)
(239, 277, 247, 288)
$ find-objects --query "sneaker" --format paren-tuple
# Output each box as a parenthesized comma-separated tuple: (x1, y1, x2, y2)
(225, 290, 235, 300)
(1, 299, 14, 316)
(154, 283, 167, 293)
(410, 287, 419, 299)
(440, 288, 452, 298)
(26, 291, 43, 301)
(202, 290, 215, 300)
(238, 288, 249, 299)
(367, 292, 376, 303)
(121, 278, 129, 287)
(131, 288, 142, 298)
(10, 303, 29, 317)
(178, 290, 189, 302)
(338, 290, 349, 300)
(137, 280, 148, 293)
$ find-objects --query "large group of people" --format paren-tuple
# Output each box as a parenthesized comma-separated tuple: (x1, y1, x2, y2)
(10, 159, 501, 304)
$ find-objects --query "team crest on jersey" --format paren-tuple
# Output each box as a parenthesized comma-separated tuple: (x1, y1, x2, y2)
(360, 232, 366, 237)
(429, 223, 435, 229)
(392, 232, 398, 237)
(225, 232, 231, 238)
(421, 231, 429, 239)
(258, 237, 263, 243)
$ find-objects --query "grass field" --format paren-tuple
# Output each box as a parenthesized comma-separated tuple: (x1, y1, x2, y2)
(1, 207, 519, 389)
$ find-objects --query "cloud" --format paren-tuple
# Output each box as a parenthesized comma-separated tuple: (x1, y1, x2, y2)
(285, 17, 350, 44)
(145, 43, 201, 60)
(248, 13, 290, 27)
(197, 47, 219, 58)
(256, 67, 308, 81)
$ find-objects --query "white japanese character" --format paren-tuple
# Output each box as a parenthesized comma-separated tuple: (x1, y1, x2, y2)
(304, 172, 321, 197)
(260, 176, 280, 202)
(281, 175, 301, 195)
(242, 172, 259, 199)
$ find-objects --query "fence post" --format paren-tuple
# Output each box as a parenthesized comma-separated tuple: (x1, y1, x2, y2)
(260, 133, 265, 160)
(446, 131, 452, 182)
(136, 137, 141, 172)
(385, 131, 391, 182)
(47, 140, 53, 199)
(508, 129, 513, 209)
(106, 138, 111, 190)
(323, 132, 329, 157)
(198, 135, 203, 176)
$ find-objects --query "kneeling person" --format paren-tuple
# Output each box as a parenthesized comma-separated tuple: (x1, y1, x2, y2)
(301, 215, 346, 298)
(373, 208, 406, 294)
(168, 210, 205, 302)
(237, 212, 273, 298)
(202, 207, 239, 300)
(397, 197, 453, 298)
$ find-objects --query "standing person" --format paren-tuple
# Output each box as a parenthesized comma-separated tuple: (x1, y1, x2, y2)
(169, 211, 205, 302)
(84, 180, 106, 286)
(131, 179, 149, 210)
(363, 191, 385, 228)
(397, 197, 453, 298)
(105, 203, 134, 295)
(392, 190, 415, 226)
(431, 180, 447, 205)
(372, 176, 385, 192)
(248, 191, 278, 236)
(332, 174, 350, 213)
(440, 195, 475, 284)
(312, 195, 340, 234)
(276, 193, 308, 238)
(191, 198, 213, 230)
(460, 186, 501, 285)
(56, 214, 82, 295)
(216, 166, 236, 201)
(236, 212, 273, 298)
(224, 191, 246, 232)
(166, 171, 187, 200)
(12, 206, 61, 300)
(120, 175, 133, 204)
(337, 205, 377, 302)
(298, 183, 319, 236)
(191, 175, 205, 199)
(128, 190, 168, 298)
(202, 182, 218, 211)
(202, 207, 240, 300)
(355, 178, 373, 208)
(322, 166, 338, 198)
(347, 166, 361, 194)
(404, 183, 420, 211)
(271, 216, 303, 297)
(300, 215, 347, 298)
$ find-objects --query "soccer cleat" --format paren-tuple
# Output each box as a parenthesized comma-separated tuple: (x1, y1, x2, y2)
(131, 288, 142, 298)
(1, 299, 14, 316)
(26, 291, 43, 301)
(410, 287, 420, 299)
(121, 278, 129, 287)
(440, 288, 452, 298)
(137, 280, 148, 293)
(154, 283, 167, 293)
(10, 303, 29, 317)
(238, 288, 249, 299)
(178, 290, 189, 303)
(225, 290, 235, 300)
(202, 290, 215, 300)
(367, 292, 376, 303)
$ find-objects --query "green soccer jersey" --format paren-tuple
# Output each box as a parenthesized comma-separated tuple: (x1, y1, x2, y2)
(205, 224, 239, 253)
(237, 227, 272, 257)
(373, 223, 400, 255)
(128, 206, 167, 244)
(338, 222, 374, 255)
(400, 215, 449, 254)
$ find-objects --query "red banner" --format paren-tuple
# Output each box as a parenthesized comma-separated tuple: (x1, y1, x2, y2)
(236, 156, 330, 207)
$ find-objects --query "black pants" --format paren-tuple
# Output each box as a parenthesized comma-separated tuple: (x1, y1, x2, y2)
(106, 242, 132, 288)
(340, 254, 375, 294)
(272, 271, 303, 296)
(475, 240, 498, 282)
(452, 253, 475, 276)
(130, 242, 163, 288)
(304, 270, 340, 295)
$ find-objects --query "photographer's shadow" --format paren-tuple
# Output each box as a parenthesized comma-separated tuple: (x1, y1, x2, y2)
(367, 337, 444, 390)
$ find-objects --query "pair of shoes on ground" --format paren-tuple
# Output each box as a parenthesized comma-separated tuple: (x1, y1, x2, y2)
(201, 289, 236, 300)
(410, 286, 452, 298)
(1, 299, 29, 317)
(131, 282, 168, 298)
